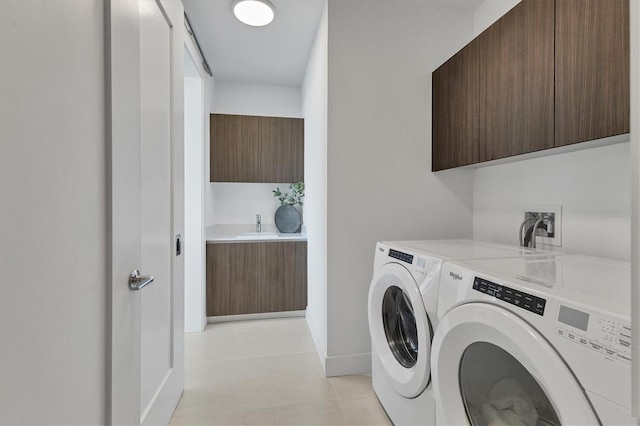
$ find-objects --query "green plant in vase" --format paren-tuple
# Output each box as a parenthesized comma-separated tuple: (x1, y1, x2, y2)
(272, 182, 304, 233)
(273, 181, 304, 206)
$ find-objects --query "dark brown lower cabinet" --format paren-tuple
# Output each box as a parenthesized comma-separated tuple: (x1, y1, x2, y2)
(206, 241, 307, 317)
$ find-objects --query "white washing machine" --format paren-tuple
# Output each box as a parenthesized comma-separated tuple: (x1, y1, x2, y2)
(368, 240, 559, 426)
(432, 255, 632, 426)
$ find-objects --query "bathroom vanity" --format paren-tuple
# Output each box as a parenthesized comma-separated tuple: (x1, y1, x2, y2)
(205, 225, 307, 317)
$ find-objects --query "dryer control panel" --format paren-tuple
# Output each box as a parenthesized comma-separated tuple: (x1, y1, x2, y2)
(473, 277, 546, 316)
(555, 304, 631, 365)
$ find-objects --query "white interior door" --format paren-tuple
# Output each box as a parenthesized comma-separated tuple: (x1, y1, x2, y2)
(109, 1, 183, 424)
(139, 2, 178, 424)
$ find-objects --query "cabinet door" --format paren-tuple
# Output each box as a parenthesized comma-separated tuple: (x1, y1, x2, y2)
(432, 39, 480, 171)
(210, 114, 260, 182)
(206, 242, 308, 316)
(259, 116, 304, 183)
(479, 0, 554, 162)
(206, 243, 258, 316)
(555, 0, 630, 147)
(257, 242, 307, 313)
(285, 242, 308, 311)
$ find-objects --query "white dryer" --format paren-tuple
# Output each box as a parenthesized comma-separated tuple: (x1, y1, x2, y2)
(368, 240, 559, 426)
(432, 255, 632, 426)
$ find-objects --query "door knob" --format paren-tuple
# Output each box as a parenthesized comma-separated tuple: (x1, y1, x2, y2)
(129, 269, 154, 290)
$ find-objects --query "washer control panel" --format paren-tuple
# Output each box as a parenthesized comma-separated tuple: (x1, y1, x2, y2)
(387, 249, 440, 281)
(388, 249, 413, 264)
(555, 304, 631, 365)
(413, 257, 442, 282)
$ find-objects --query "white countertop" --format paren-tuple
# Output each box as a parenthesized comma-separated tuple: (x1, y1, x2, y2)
(206, 224, 307, 243)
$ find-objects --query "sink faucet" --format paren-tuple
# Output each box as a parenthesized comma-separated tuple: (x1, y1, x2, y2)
(256, 214, 262, 233)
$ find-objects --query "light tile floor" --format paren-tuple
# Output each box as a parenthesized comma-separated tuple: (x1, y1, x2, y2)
(170, 317, 392, 426)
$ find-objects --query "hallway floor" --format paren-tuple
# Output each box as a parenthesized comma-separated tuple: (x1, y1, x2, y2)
(169, 317, 391, 425)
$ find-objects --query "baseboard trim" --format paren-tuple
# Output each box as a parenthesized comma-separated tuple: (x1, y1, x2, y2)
(305, 311, 328, 373)
(305, 312, 372, 377)
(207, 310, 305, 323)
(325, 352, 372, 377)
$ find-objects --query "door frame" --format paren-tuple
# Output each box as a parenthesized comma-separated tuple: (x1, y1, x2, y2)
(629, 0, 639, 421)
(183, 34, 208, 333)
(107, 0, 185, 424)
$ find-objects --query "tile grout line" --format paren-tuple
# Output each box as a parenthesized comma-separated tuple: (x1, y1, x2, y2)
(177, 319, 388, 425)
(185, 349, 318, 365)
(180, 363, 343, 421)
(170, 386, 344, 419)
(329, 379, 351, 426)
(171, 397, 344, 424)
(172, 389, 348, 425)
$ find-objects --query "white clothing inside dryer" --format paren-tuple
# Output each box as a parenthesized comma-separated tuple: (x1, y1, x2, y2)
(480, 378, 538, 426)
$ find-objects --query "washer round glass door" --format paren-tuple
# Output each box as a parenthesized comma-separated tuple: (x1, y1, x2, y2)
(382, 285, 418, 368)
(368, 262, 432, 398)
(432, 303, 599, 425)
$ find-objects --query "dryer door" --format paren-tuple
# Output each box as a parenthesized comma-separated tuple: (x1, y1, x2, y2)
(432, 303, 599, 425)
(368, 262, 432, 398)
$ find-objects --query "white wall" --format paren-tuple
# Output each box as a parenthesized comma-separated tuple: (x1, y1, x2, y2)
(207, 82, 303, 226)
(324, 0, 475, 375)
(473, 143, 631, 260)
(213, 82, 302, 118)
(473, 0, 519, 34)
(302, 1, 329, 371)
(0, 1, 107, 423)
(472, 0, 632, 261)
(210, 183, 285, 225)
(184, 49, 206, 333)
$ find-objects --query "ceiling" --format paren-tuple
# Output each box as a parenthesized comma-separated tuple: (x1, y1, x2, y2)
(183, 0, 326, 87)
(183, 0, 484, 88)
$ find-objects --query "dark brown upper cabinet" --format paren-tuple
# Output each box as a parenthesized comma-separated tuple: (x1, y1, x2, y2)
(259, 116, 305, 183)
(210, 114, 260, 182)
(210, 113, 304, 183)
(432, 39, 480, 171)
(555, 0, 630, 147)
(431, 0, 629, 170)
(479, 0, 555, 162)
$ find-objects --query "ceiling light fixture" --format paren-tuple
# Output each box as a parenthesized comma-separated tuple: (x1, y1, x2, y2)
(232, 0, 275, 27)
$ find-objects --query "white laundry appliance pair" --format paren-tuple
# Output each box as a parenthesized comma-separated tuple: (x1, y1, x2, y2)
(433, 254, 632, 426)
(367, 240, 559, 426)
